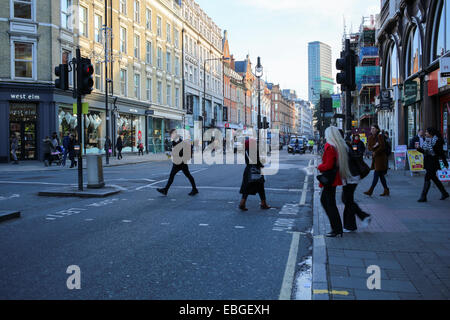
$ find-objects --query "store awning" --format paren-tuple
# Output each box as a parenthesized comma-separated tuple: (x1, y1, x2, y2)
(153, 111, 183, 121)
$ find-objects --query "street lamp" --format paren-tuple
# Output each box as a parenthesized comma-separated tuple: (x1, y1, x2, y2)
(255, 57, 263, 161)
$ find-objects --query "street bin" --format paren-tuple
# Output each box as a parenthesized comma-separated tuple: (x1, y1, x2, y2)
(86, 154, 105, 189)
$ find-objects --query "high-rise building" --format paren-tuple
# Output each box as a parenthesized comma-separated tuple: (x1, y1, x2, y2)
(308, 41, 334, 104)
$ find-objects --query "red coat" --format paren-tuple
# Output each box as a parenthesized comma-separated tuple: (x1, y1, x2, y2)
(318, 143, 342, 188)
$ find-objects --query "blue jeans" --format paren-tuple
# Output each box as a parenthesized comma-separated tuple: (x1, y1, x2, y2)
(371, 171, 388, 189)
(62, 150, 68, 166)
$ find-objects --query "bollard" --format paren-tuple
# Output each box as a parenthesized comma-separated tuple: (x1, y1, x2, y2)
(86, 154, 105, 189)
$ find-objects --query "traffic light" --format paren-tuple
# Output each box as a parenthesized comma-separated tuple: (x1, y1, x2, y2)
(336, 39, 356, 91)
(55, 64, 69, 90)
(78, 58, 94, 95)
(322, 97, 333, 113)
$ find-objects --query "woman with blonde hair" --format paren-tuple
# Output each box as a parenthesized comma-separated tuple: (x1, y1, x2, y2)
(318, 126, 352, 237)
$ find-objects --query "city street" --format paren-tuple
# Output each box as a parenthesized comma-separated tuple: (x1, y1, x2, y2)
(0, 153, 315, 300)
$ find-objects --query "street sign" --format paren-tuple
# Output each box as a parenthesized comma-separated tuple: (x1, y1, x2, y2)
(331, 94, 341, 109)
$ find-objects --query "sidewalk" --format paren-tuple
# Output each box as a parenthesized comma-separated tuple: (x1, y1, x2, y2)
(312, 160, 450, 300)
(0, 152, 170, 173)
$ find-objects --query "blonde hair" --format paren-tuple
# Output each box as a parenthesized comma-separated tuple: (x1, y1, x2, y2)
(324, 126, 352, 179)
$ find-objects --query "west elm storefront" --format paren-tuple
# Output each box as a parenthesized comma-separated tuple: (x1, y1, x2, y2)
(0, 84, 56, 163)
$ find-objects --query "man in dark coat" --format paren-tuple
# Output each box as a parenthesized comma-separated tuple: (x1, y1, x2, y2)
(68, 134, 76, 168)
(409, 129, 425, 149)
(157, 129, 198, 196)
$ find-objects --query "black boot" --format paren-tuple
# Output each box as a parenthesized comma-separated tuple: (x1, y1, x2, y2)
(188, 188, 199, 196)
(157, 188, 168, 196)
(435, 179, 450, 200)
(418, 180, 431, 202)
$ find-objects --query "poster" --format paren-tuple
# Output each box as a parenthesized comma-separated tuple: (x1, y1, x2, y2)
(394, 146, 407, 170)
(360, 133, 367, 146)
(437, 170, 450, 182)
(407, 150, 425, 172)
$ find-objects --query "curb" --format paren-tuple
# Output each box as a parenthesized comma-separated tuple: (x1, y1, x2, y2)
(311, 156, 331, 300)
(38, 186, 122, 198)
(0, 210, 21, 223)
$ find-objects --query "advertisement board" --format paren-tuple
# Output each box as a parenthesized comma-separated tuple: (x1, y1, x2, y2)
(407, 150, 425, 172)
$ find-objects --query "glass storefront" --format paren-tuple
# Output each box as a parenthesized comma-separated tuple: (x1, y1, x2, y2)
(9, 103, 37, 160)
(58, 107, 106, 154)
(148, 117, 164, 153)
(116, 113, 146, 153)
(406, 104, 420, 147)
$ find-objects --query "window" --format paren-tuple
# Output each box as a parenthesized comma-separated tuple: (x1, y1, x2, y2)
(62, 49, 73, 86)
(146, 8, 152, 30)
(14, 0, 32, 20)
(134, 73, 141, 99)
(432, 0, 449, 61)
(175, 87, 180, 108)
(134, 1, 140, 23)
(157, 81, 162, 104)
(189, 66, 193, 82)
(146, 77, 152, 101)
(157, 47, 162, 69)
(120, 69, 127, 96)
(61, 0, 72, 29)
(406, 27, 422, 78)
(174, 56, 180, 76)
(166, 84, 172, 106)
(166, 52, 171, 73)
(13, 41, 34, 79)
(157, 16, 162, 37)
(166, 23, 171, 43)
(94, 14, 102, 43)
(194, 67, 198, 84)
(95, 62, 102, 91)
(134, 34, 140, 59)
(120, 0, 126, 14)
(146, 41, 152, 64)
(120, 27, 127, 53)
(174, 29, 179, 48)
(79, 6, 87, 37)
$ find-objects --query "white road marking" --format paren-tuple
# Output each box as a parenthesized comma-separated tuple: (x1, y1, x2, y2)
(299, 175, 309, 206)
(279, 232, 301, 300)
(122, 220, 132, 223)
(139, 185, 302, 193)
(273, 218, 296, 232)
(234, 226, 245, 229)
(0, 194, 20, 201)
(199, 224, 209, 227)
(135, 168, 209, 190)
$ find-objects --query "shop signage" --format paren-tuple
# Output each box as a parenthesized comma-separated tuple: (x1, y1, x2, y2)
(145, 110, 155, 116)
(73, 103, 89, 115)
(407, 150, 425, 172)
(440, 57, 450, 77)
(403, 79, 420, 106)
(352, 120, 358, 127)
(10, 93, 40, 101)
(380, 90, 393, 110)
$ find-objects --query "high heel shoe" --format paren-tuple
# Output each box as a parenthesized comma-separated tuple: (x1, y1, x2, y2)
(326, 231, 343, 238)
(260, 200, 271, 210)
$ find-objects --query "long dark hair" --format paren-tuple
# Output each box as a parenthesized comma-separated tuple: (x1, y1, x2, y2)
(426, 127, 442, 139)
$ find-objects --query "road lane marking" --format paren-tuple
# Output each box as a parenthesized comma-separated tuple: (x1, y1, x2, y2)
(138, 185, 303, 192)
(199, 224, 209, 227)
(313, 289, 350, 296)
(279, 232, 301, 300)
(299, 174, 309, 206)
(135, 168, 209, 191)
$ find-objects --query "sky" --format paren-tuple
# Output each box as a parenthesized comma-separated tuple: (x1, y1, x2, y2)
(195, 0, 380, 101)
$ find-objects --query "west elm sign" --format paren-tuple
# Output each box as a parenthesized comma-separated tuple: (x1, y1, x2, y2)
(10, 93, 40, 100)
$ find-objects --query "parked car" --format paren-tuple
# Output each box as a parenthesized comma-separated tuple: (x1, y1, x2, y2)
(287, 138, 306, 154)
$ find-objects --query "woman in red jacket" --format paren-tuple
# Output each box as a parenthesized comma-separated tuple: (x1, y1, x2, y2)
(318, 127, 352, 237)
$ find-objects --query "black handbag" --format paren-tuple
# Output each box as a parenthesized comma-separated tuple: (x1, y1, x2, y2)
(357, 158, 371, 179)
(317, 164, 337, 187)
(248, 164, 264, 184)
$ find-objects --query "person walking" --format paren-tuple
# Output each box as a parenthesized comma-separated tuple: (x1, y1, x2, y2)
(342, 133, 372, 232)
(116, 135, 123, 160)
(410, 129, 425, 149)
(10, 134, 19, 164)
(68, 134, 76, 168)
(104, 136, 112, 157)
(239, 138, 271, 211)
(417, 128, 449, 202)
(62, 133, 70, 166)
(42, 136, 54, 167)
(318, 127, 352, 238)
(157, 129, 198, 196)
(364, 125, 390, 197)
(137, 138, 144, 156)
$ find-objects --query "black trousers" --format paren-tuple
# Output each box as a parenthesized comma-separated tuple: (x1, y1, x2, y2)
(165, 163, 197, 190)
(117, 148, 123, 159)
(342, 184, 370, 231)
(370, 170, 388, 189)
(242, 188, 266, 201)
(320, 186, 343, 233)
(425, 169, 448, 195)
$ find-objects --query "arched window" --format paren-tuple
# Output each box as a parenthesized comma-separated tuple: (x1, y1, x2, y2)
(432, 0, 449, 61)
(405, 26, 422, 78)
(386, 42, 400, 88)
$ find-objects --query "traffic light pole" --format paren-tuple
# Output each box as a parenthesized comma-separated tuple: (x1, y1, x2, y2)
(345, 87, 352, 139)
(76, 48, 83, 191)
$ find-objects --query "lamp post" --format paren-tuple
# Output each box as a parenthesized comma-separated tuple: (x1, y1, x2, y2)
(255, 57, 263, 161)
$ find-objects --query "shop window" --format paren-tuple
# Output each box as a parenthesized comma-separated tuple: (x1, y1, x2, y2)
(13, 41, 34, 79)
(14, 0, 33, 20)
(405, 27, 422, 78)
(432, 0, 449, 61)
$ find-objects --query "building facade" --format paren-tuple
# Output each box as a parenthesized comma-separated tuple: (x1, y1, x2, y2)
(377, 0, 450, 156)
(295, 99, 314, 138)
(308, 41, 334, 105)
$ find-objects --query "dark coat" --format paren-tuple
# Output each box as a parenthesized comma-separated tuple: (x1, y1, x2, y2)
(418, 137, 448, 173)
(68, 138, 75, 158)
(347, 141, 365, 177)
(116, 137, 123, 150)
(240, 140, 265, 195)
(368, 133, 388, 172)
(42, 139, 54, 154)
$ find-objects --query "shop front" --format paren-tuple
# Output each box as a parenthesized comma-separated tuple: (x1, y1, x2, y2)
(115, 107, 147, 154)
(403, 78, 422, 147)
(0, 84, 55, 163)
(440, 94, 450, 159)
(147, 111, 183, 153)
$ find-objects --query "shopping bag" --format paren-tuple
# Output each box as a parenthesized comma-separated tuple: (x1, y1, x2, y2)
(437, 170, 450, 182)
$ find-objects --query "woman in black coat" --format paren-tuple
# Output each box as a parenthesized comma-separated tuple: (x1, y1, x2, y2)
(239, 138, 271, 211)
(116, 135, 123, 160)
(417, 128, 449, 202)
